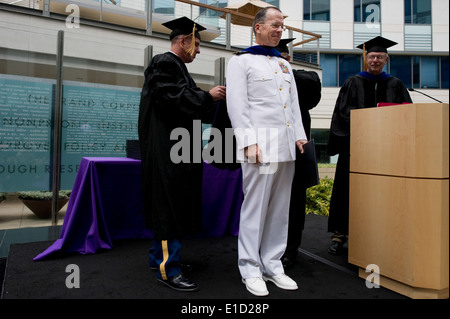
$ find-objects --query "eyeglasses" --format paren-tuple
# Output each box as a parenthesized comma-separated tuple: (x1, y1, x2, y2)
(261, 23, 286, 31)
(367, 54, 387, 61)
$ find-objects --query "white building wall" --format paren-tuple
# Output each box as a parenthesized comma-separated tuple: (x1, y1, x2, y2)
(380, 0, 405, 51)
(432, 0, 450, 52)
(330, 0, 353, 50)
(310, 88, 340, 130)
(280, 0, 302, 30)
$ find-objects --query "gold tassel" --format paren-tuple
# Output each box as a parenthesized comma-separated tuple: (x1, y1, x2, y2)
(186, 23, 196, 57)
(363, 43, 367, 71)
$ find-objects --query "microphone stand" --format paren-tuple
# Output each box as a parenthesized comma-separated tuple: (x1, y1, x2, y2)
(408, 88, 442, 103)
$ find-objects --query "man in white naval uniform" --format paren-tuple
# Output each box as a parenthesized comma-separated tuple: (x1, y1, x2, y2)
(226, 6, 308, 297)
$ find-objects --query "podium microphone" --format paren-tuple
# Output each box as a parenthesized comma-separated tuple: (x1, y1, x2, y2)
(408, 88, 442, 103)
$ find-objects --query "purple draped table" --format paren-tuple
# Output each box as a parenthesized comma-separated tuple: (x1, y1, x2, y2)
(34, 157, 242, 261)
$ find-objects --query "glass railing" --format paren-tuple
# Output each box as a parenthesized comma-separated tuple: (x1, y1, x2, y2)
(0, 0, 321, 51)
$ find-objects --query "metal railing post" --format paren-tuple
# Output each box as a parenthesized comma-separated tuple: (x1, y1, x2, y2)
(214, 57, 225, 86)
(42, 0, 50, 17)
(144, 45, 153, 71)
(146, 0, 153, 36)
(51, 30, 64, 226)
(225, 13, 231, 50)
(288, 28, 294, 58)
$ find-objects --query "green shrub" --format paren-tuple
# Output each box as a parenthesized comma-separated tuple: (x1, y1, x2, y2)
(17, 190, 71, 200)
(306, 177, 334, 216)
(317, 163, 337, 168)
(0, 192, 7, 201)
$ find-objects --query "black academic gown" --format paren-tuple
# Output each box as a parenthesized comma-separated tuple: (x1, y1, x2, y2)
(138, 52, 215, 240)
(284, 70, 321, 257)
(327, 73, 412, 234)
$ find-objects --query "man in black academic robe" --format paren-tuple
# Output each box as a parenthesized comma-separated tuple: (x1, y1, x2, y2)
(274, 38, 322, 268)
(138, 17, 226, 291)
(327, 36, 412, 255)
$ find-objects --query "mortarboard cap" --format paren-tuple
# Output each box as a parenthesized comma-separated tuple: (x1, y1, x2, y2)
(162, 16, 206, 41)
(357, 36, 397, 71)
(275, 38, 296, 53)
(357, 36, 397, 53)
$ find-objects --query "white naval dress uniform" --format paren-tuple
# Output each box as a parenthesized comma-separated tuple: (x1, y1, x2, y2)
(226, 50, 307, 279)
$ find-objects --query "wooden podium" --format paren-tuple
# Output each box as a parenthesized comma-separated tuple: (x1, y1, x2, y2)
(348, 103, 449, 299)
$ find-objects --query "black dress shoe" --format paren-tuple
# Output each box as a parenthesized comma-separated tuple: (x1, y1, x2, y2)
(328, 232, 347, 255)
(156, 273, 199, 292)
(328, 240, 344, 255)
(281, 256, 296, 269)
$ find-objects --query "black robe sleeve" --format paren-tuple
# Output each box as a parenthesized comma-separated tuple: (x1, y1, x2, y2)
(293, 69, 322, 139)
(206, 99, 241, 170)
(327, 77, 356, 156)
(139, 53, 214, 138)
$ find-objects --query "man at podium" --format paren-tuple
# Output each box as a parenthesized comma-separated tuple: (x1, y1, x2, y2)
(326, 36, 412, 255)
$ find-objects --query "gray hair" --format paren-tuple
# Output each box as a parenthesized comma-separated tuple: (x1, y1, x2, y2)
(252, 7, 282, 35)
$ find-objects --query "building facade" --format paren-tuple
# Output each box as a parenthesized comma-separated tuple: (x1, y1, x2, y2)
(279, 0, 449, 161)
(0, 0, 448, 193)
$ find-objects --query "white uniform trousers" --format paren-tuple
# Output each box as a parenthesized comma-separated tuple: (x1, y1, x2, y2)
(238, 161, 295, 279)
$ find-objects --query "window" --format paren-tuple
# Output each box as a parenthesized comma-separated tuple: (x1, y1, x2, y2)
(320, 54, 362, 87)
(389, 55, 447, 89)
(199, 0, 228, 17)
(152, 0, 175, 14)
(320, 54, 337, 87)
(413, 56, 421, 88)
(441, 56, 449, 89)
(389, 56, 412, 88)
(304, 0, 330, 21)
(265, 0, 280, 7)
(339, 55, 361, 86)
(293, 52, 319, 65)
(405, 0, 431, 24)
(354, 0, 381, 23)
(321, 53, 448, 89)
(421, 56, 439, 88)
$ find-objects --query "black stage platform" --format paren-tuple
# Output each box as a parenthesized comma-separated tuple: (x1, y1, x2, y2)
(1, 214, 410, 304)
